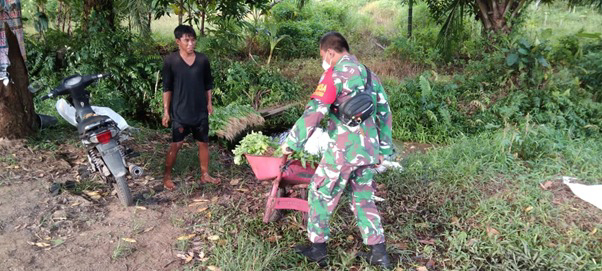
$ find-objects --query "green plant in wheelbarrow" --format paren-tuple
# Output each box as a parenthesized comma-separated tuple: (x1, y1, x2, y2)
(233, 131, 321, 223)
(232, 131, 320, 167)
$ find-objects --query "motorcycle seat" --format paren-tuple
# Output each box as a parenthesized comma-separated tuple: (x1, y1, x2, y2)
(77, 115, 115, 135)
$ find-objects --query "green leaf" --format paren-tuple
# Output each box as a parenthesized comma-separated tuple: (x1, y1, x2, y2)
(575, 31, 601, 39)
(519, 38, 531, 49)
(518, 48, 529, 55)
(506, 53, 519, 66)
(537, 56, 550, 67)
(540, 28, 553, 40)
(419, 76, 432, 99)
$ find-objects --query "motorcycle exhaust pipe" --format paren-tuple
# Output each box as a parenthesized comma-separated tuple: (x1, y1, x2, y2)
(128, 164, 144, 178)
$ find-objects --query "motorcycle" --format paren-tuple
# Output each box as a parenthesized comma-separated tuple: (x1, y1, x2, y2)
(41, 73, 143, 206)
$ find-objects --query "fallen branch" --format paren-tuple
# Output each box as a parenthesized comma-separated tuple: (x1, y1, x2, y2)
(258, 103, 300, 118)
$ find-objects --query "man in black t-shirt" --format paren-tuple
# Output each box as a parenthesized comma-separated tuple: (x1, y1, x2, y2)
(162, 25, 220, 190)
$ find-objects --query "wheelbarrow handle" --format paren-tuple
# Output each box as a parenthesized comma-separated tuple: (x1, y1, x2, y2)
(280, 154, 289, 169)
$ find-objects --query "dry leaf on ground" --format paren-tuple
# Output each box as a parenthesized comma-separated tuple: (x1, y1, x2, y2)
(177, 234, 196, 241)
(540, 181, 554, 190)
(230, 178, 241, 186)
(28, 242, 51, 248)
(418, 239, 435, 245)
(143, 226, 155, 233)
(486, 227, 500, 237)
(197, 207, 208, 213)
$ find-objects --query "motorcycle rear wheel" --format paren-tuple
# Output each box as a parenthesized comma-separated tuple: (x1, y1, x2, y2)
(114, 176, 133, 206)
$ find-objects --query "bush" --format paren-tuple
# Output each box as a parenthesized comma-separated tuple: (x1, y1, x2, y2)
(550, 34, 582, 65)
(267, 0, 348, 59)
(576, 51, 602, 102)
(386, 72, 468, 143)
(385, 48, 601, 143)
(26, 22, 162, 122)
(211, 60, 303, 109)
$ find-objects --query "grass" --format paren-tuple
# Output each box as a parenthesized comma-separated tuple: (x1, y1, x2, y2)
(26, 121, 80, 151)
(17, 1, 602, 270)
(524, 2, 602, 43)
(151, 15, 180, 44)
(112, 240, 136, 260)
(168, 125, 602, 270)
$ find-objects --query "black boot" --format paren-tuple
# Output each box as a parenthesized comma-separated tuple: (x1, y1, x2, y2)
(294, 242, 328, 266)
(357, 243, 392, 269)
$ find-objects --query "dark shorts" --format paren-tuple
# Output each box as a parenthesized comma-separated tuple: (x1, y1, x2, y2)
(172, 119, 209, 143)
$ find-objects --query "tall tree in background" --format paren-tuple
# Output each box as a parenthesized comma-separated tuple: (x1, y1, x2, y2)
(153, 0, 270, 36)
(1, 0, 26, 77)
(408, 0, 414, 37)
(428, 0, 602, 56)
(427, 0, 542, 36)
(0, 22, 39, 139)
(82, 0, 116, 31)
(120, 0, 153, 38)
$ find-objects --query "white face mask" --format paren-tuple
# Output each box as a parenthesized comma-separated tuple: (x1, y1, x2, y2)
(322, 50, 333, 71)
(322, 59, 330, 71)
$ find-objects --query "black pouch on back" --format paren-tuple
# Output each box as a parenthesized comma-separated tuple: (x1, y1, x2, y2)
(331, 65, 375, 127)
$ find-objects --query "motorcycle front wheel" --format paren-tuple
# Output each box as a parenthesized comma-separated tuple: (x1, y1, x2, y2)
(114, 176, 133, 206)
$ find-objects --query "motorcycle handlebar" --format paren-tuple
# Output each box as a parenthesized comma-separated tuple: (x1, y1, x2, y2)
(40, 93, 51, 100)
(96, 73, 112, 79)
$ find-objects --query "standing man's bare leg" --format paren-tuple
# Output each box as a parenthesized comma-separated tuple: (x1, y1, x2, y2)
(198, 141, 220, 184)
(163, 142, 183, 190)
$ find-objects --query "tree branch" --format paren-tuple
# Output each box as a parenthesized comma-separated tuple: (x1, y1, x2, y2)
(476, 0, 493, 30)
(510, 0, 528, 20)
(270, 0, 283, 8)
(503, 0, 515, 17)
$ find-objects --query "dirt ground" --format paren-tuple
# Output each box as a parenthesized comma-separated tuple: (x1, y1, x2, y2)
(0, 136, 193, 271)
(0, 127, 433, 271)
(3, 131, 600, 271)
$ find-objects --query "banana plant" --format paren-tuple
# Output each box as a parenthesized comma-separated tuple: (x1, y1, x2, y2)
(264, 25, 289, 66)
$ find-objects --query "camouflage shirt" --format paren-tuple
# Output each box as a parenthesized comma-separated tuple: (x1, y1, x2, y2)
(286, 54, 394, 166)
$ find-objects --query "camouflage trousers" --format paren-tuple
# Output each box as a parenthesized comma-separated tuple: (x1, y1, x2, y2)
(307, 162, 385, 245)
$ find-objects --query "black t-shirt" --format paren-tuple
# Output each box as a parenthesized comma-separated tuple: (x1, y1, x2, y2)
(163, 51, 214, 126)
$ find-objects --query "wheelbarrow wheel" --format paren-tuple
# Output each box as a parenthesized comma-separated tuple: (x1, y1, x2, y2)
(268, 187, 286, 222)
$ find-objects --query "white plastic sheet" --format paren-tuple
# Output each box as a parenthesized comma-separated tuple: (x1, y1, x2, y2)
(56, 98, 130, 131)
(563, 176, 602, 210)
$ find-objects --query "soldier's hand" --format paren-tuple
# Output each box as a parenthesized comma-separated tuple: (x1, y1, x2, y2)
(207, 103, 213, 115)
(281, 144, 293, 155)
(162, 113, 170, 128)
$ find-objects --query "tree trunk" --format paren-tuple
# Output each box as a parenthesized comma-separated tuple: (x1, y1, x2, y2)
(408, 0, 413, 38)
(83, 0, 116, 31)
(148, 12, 152, 33)
(475, 0, 518, 34)
(178, 0, 184, 25)
(0, 23, 39, 139)
(200, 10, 206, 36)
(67, 12, 71, 35)
(56, 1, 63, 30)
(62, 6, 67, 32)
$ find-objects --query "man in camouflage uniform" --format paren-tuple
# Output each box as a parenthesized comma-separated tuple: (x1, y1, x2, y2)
(281, 32, 394, 269)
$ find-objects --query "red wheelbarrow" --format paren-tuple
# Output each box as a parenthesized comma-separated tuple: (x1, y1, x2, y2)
(245, 154, 317, 223)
